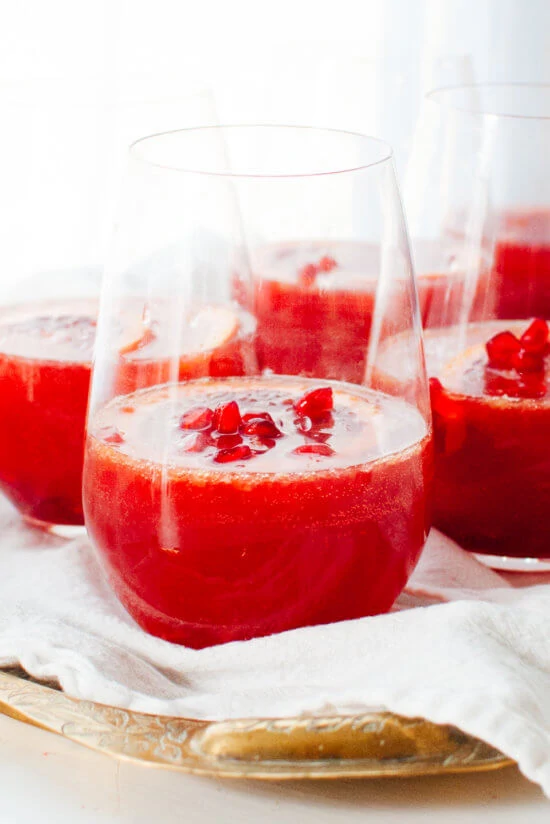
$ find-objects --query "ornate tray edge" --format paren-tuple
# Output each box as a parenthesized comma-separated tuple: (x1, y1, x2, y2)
(0, 668, 514, 780)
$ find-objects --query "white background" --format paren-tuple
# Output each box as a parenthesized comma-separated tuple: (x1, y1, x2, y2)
(2, 0, 550, 818)
(2, 0, 550, 281)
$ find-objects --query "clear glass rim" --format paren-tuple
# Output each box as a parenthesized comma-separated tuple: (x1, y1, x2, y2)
(129, 124, 394, 179)
(427, 82, 550, 121)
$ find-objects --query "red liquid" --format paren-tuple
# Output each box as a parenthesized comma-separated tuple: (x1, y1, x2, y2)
(239, 242, 452, 382)
(84, 377, 431, 647)
(0, 300, 254, 527)
(490, 211, 550, 320)
(115, 304, 256, 395)
(0, 301, 95, 526)
(425, 322, 550, 558)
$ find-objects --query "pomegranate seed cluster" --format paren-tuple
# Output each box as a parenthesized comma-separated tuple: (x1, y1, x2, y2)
(178, 386, 335, 464)
(484, 318, 549, 399)
(297, 256, 337, 287)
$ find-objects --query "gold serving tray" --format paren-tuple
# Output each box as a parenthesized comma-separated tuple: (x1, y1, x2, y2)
(0, 667, 513, 780)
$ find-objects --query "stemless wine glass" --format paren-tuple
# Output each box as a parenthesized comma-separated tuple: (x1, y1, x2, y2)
(403, 83, 550, 569)
(83, 125, 432, 648)
(0, 80, 215, 535)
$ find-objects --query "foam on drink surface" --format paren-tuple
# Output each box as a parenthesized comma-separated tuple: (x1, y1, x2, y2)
(90, 376, 427, 476)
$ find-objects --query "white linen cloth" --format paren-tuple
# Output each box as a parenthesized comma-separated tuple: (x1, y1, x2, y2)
(1, 499, 550, 795)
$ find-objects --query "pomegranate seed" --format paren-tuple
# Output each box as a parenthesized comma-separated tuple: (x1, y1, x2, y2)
(429, 378, 465, 454)
(249, 436, 276, 453)
(512, 350, 545, 374)
(485, 331, 521, 369)
(517, 376, 547, 399)
(307, 431, 332, 443)
(213, 400, 241, 434)
(121, 405, 135, 414)
(520, 318, 549, 354)
(100, 426, 125, 445)
(241, 411, 274, 424)
(294, 387, 333, 420)
(214, 444, 252, 463)
(294, 415, 312, 433)
(292, 444, 335, 457)
(430, 377, 456, 415)
(483, 374, 514, 397)
(242, 419, 282, 438)
(298, 263, 318, 287)
(310, 412, 334, 429)
(516, 376, 547, 399)
(179, 406, 214, 431)
(181, 432, 212, 453)
(214, 433, 243, 449)
(318, 255, 337, 272)
(485, 373, 547, 399)
(120, 327, 156, 356)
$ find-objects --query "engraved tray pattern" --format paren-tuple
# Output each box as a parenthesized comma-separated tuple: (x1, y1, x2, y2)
(0, 667, 513, 780)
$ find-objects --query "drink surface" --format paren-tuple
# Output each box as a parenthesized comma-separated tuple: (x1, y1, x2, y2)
(0, 299, 97, 362)
(84, 376, 431, 647)
(424, 320, 550, 400)
(89, 376, 427, 472)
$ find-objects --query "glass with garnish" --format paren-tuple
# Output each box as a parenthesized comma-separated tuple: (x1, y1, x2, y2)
(400, 83, 550, 569)
(83, 125, 432, 647)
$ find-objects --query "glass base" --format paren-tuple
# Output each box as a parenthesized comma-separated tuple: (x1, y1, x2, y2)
(474, 552, 550, 573)
(23, 515, 86, 540)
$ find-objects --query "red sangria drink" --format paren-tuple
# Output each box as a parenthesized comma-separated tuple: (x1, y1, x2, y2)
(425, 318, 550, 563)
(0, 299, 253, 531)
(241, 241, 453, 382)
(490, 210, 550, 320)
(84, 379, 431, 647)
(0, 299, 96, 528)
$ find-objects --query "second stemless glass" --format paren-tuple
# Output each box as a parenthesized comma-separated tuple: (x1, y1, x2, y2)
(403, 83, 550, 569)
(83, 125, 432, 648)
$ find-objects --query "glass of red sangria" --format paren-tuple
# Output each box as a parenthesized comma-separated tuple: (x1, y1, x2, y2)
(399, 83, 550, 569)
(83, 124, 433, 648)
(0, 81, 215, 535)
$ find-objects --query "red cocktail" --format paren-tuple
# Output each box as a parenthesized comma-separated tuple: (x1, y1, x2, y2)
(240, 242, 455, 382)
(0, 300, 252, 530)
(84, 378, 431, 647)
(0, 300, 96, 527)
(427, 318, 550, 560)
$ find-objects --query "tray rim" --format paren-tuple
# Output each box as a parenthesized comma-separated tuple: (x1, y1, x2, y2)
(0, 666, 514, 781)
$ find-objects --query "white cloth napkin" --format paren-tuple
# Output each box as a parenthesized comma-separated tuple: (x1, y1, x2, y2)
(1, 499, 550, 796)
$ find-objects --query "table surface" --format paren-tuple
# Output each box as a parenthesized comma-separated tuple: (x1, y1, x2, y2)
(1, 713, 547, 822)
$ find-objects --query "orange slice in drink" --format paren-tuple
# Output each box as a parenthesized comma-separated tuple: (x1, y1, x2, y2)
(181, 305, 239, 357)
(116, 304, 244, 394)
(439, 343, 485, 388)
(179, 305, 242, 380)
(119, 325, 157, 356)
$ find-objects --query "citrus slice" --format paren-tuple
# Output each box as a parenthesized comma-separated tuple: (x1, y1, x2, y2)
(440, 343, 484, 379)
(119, 325, 157, 356)
(119, 305, 239, 359)
(181, 305, 239, 357)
